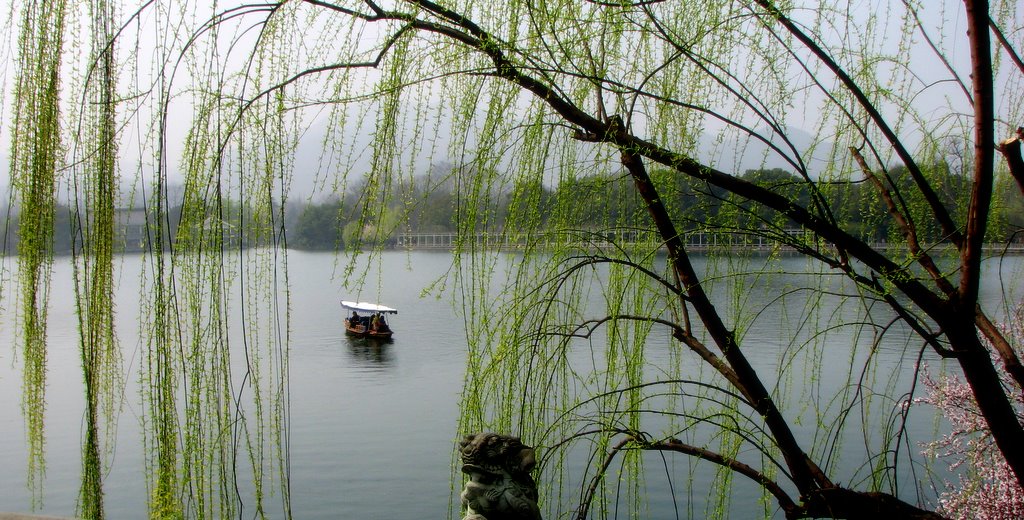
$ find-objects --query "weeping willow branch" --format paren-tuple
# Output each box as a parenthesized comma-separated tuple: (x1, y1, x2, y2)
(68, 0, 122, 517)
(640, 9, 837, 225)
(10, 0, 69, 503)
(8, 0, 1019, 518)
(850, 147, 955, 299)
(989, 17, 1024, 77)
(750, 0, 964, 249)
(616, 143, 834, 495)
(398, 0, 952, 325)
(556, 314, 746, 393)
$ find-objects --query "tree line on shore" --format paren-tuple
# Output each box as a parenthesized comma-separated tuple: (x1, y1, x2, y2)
(284, 161, 1024, 250)
(2, 162, 1021, 255)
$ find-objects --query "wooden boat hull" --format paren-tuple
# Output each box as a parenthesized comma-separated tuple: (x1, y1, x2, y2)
(344, 319, 394, 339)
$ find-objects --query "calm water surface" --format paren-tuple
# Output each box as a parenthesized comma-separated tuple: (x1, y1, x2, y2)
(0, 251, 1020, 518)
(0, 251, 467, 519)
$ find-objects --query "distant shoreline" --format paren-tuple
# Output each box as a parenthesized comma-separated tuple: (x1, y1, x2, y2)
(392, 232, 1024, 255)
(5, 235, 1023, 256)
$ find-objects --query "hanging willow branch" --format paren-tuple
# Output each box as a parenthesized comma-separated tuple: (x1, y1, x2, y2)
(10, 0, 69, 503)
(68, 0, 121, 517)
(8, 0, 1021, 518)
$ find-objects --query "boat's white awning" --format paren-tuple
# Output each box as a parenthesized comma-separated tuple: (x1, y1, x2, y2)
(341, 300, 398, 314)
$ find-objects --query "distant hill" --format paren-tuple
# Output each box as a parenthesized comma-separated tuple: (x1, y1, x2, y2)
(696, 126, 843, 177)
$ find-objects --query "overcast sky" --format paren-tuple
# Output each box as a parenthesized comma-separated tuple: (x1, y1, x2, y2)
(0, 1, 1018, 207)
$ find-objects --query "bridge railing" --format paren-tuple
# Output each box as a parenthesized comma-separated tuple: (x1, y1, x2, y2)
(394, 230, 1024, 254)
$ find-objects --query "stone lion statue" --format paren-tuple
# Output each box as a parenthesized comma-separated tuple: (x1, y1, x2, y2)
(458, 432, 542, 520)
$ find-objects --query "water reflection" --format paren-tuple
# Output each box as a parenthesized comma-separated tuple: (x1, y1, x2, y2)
(0, 251, 1019, 519)
(345, 336, 395, 367)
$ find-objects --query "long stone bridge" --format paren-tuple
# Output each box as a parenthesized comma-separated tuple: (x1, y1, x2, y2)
(397, 229, 815, 251)
(395, 230, 1024, 254)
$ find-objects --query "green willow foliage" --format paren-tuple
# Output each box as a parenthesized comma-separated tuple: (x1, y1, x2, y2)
(10, 0, 68, 503)
(210, 2, 1017, 519)
(5, 0, 1024, 519)
(8, 1, 294, 519)
(68, 0, 120, 517)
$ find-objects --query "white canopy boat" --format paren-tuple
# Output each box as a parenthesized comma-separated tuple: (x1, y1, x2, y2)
(341, 300, 398, 339)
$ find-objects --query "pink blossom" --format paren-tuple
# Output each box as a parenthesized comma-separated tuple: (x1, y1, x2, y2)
(918, 313, 1024, 519)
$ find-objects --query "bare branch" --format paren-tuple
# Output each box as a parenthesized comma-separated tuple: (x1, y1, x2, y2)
(585, 0, 666, 6)
(237, 23, 416, 117)
(990, 17, 1024, 77)
(300, 0, 382, 19)
(902, 0, 972, 103)
(574, 436, 629, 520)
(558, 313, 744, 390)
(850, 147, 956, 298)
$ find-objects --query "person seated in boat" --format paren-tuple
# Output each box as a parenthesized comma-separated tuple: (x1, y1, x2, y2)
(351, 311, 371, 332)
(375, 314, 390, 332)
(371, 313, 380, 332)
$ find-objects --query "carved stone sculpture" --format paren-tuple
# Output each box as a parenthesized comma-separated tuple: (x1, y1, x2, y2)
(459, 432, 542, 520)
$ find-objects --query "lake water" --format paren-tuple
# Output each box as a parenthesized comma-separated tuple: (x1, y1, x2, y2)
(0, 250, 1020, 518)
(0, 251, 468, 519)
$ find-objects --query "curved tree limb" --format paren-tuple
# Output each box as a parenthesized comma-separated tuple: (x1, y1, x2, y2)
(559, 313, 745, 391)
(902, 0, 972, 103)
(574, 435, 801, 520)
(616, 138, 833, 493)
(412, 2, 953, 322)
(850, 146, 957, 298)
(246, 1, 949, 331)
